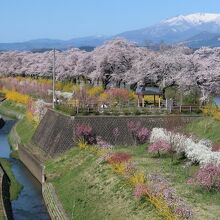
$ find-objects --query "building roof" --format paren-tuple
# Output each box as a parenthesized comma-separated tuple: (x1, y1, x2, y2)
(136, 86, 163, 95)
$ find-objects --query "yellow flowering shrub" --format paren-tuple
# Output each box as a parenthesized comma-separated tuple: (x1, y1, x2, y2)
(5, 90, 30, 105)
(112, 163, 126, 174)
(129, 172, 145, 185)
(147, 193, 178, 220)
(88, 86, 103, 97)
(202, 104, 220, 120)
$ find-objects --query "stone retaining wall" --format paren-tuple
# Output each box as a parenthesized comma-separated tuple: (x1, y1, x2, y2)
(42, 183, 69, 220)
(32, 109, 200, 157)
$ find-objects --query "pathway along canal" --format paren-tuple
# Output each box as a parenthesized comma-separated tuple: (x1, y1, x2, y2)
(0, 118, 50, 220)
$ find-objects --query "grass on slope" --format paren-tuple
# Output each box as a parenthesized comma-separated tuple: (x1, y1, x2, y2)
(47, 145, 220, 220)
(0, 100, 26, 114)
(0, 100, 26, 119)
(0, 158, 22, 201)
(185, 117, 220, 143)
(46, 148, 162, 220)
(16, 116, 36, 144)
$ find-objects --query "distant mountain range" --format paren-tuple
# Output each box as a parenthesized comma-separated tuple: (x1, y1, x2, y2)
(2, 13, 220, 51)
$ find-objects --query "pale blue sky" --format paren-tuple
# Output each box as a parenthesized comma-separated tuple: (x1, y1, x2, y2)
(1, 0, 220, 42)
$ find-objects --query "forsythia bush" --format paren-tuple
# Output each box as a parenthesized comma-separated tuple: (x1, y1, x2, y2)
(5, 90, 30, 104)
(202, 104, 220, 120)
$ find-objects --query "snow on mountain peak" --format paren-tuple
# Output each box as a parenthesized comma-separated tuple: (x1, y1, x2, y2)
(162, 13, 220, 26)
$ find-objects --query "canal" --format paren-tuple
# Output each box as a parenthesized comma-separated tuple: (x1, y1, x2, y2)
(0, 118, 50, 220)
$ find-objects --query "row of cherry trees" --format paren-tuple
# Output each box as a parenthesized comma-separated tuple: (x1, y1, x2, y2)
(0, 38, 220, 99)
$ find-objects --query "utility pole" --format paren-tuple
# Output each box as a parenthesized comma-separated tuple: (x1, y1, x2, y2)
(52, 48, 56, 109)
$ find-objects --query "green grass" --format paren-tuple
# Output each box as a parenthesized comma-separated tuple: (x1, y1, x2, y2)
(16, 117, 36, 144)
(0, 158, 22, 201)
(185, 117, 220, 143)
(46, 148, 162, 220)
(0, 100, 26, 114)
(0, 100, 26, 119)
(46, 145, 220, 220)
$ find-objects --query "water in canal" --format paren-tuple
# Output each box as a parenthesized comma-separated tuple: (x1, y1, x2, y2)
(214, 97, 220, 106)
(0, 119, 50, 220)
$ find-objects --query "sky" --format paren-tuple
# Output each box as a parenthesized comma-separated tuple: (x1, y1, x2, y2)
(1, 0, 220, 43)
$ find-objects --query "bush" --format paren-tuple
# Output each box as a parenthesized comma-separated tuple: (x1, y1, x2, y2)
(148, 140, 172, 156)
(136, 127, 151, 144)
(188, 164, 220, 191)
(133, 184, 147, 199)
(127, 121, 150, 144)
(75, 123, 96, 144)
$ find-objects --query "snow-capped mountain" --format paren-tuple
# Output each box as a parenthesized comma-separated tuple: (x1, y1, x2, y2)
(1, 13, 220, 51)
(161, 13, 220, 26)
(117, 13, 220, 45)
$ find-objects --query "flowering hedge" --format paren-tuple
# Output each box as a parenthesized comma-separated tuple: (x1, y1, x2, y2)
(5, 90, 31, 105)
(150, 128, 220, 165)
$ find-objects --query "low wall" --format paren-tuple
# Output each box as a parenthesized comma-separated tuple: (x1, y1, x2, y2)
(42, 183, 68, 220)
(18, 144, 45, 184)
(0, 167, 13, 220)
(0, 118, 5, 130)
(32, 109, 199, 157)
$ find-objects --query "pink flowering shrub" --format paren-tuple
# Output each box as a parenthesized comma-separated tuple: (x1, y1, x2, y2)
(75, 123, 96, 144)
(188, 164, 220, 191)
(136, 127, 151, 144)
(212, 143, 220, 152)
(148, 140, 172, 156)
(127, 121, 150, 144)
(134, 184, 147, 199)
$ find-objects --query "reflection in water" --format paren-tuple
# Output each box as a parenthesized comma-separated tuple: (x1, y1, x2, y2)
(0, 119, 50, 220)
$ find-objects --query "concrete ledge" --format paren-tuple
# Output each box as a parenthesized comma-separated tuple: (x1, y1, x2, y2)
(0, 167, 13, 220)
(18, 144, 45, 184)
(42, 183, 69, 220)
(0, 168, 7, 220)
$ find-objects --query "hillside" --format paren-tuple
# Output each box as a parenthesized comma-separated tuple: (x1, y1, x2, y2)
(2, 13, 220, 50)
(45, 148, 162, 220)
(45, 143, 220, 219)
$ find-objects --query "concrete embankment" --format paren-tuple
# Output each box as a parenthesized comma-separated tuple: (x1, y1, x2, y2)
(0, 167, 13, 220)
(0, 118, 5, 130)
(31, 109, 200, 157)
